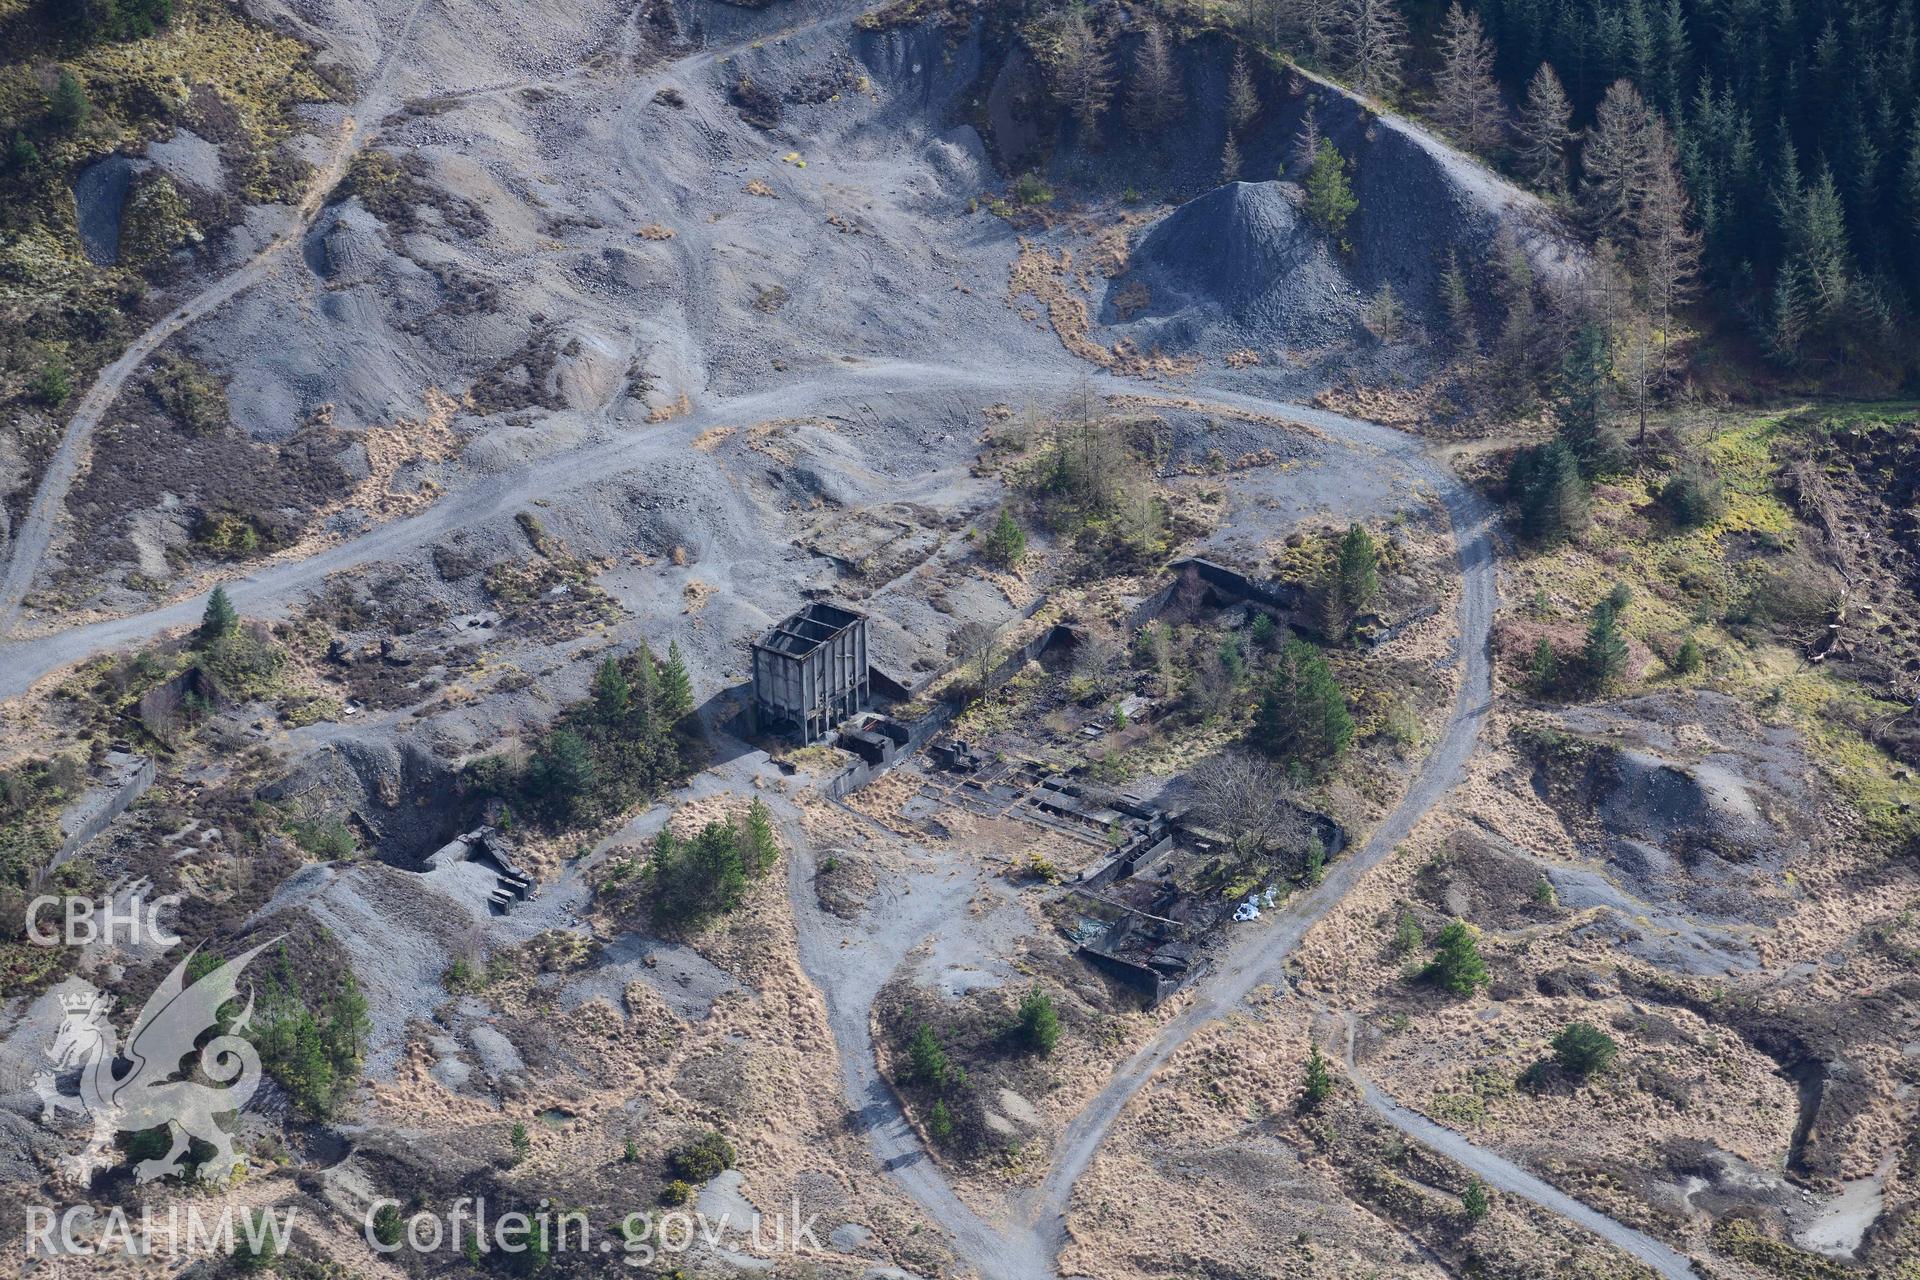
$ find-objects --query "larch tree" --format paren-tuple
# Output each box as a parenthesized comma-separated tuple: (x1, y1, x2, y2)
(1513, 63, 1573, 193)
(1226, 46, 1259, 136)
(1241, 0, 1336, 62)
(1440, 249, 1477, 352)
(1634, 122, 1701, 342)
(1128, 21, 1184, 137)
(1289, 101, 1323, 177)
(1044, 10, 1116, 134)
(1220, 129, 1244, 183)
(1581, 79, 1655, 239)
(1337, 0, 1406, 101)
(1612, 314, 1662, 447)
(1295, 0, 1339, 64)
(1432, 2, 1503, 154)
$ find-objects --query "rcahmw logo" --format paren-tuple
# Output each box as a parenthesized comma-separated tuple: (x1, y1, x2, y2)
(23, 1204, 297, 1260)
(34, 940, 275, 1184)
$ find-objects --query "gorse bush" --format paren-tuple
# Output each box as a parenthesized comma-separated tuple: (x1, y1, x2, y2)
(1551, 1021, 1619, 1078)
(1659, 458, 1728, 528)
(665, 1130, 735, 1184)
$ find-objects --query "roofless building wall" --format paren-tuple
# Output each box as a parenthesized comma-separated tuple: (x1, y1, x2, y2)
(750, 602, 869, 744)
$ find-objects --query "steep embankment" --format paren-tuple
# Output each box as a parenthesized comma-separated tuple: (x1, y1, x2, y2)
(962, 23, 1586, 349)
(1104, 53, 1588, 355)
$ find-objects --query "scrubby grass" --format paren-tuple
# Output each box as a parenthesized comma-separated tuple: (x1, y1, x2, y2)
(53, 614, 291, 749)
(0, 0, 330, 448)
(1501, 406, 1920, 849)
(62, 0, 330, 197)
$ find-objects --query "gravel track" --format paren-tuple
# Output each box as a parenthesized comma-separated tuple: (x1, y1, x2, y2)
(770, 795, 1058, 1280)
(1336, 1014, 1704, 1280)
(1011, 378, 1499, 1275)
(0, 359, 1021, 700)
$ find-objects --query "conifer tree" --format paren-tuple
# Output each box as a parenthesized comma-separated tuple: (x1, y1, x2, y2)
(1302, 1042, 1334, 1108)
(1421, 919, 1488, 995)
(199, 585, 238, 644)
(49, 69, 90, 132)
(1513, 63, 1573, 193)
(1506, 440, 1589, 543)
(628, 638, 660, 731)
(1650, 0, 1691, 113)
(1128, 21, 1183, 136)
(1226, 46, 1259, 134)
(1337, 0, 1407, 100)
(982, 507, 1026, 567)
(1289, 103, 1323, 177)
(661, 640, 694, 721)
(1581, 598, 1630, 690)
(1336, 523, 1379, 620)
(329, 971, 371, 1069)
(1220, 130, 1243, 184)
(592, 657, 631, 721)
(1440, 250, 1478, 352)
(741, 797, 779, 874)
(1582, 80, 1654, 237)
(1553, 323, 1616, 476)
(1432, 3, 1504, 153)
(1319, 523, 1379, 641)
(1461, 1177, 1491, 1222)
(1304, 139, 1357, 248)
(1529, 635, 1559, 693)
(1254, 637, 1354, 766)
(1043, 10, 1115, 133)
(1636, 123, 1702, 341)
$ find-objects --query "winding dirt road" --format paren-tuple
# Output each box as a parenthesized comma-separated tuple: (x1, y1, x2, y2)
(0, 317, 1700, 1278)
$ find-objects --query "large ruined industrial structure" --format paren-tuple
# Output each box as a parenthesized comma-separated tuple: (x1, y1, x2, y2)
(751, 602, 870, 743)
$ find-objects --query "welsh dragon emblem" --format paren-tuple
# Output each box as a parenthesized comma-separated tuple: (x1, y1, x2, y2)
(33, 941, 274, 1184)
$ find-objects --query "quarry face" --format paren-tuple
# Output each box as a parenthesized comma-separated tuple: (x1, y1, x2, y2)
(1, 2, 1917, 1279)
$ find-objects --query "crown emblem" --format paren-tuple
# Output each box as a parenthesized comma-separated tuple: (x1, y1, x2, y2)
(58, 990, 111, 1017)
